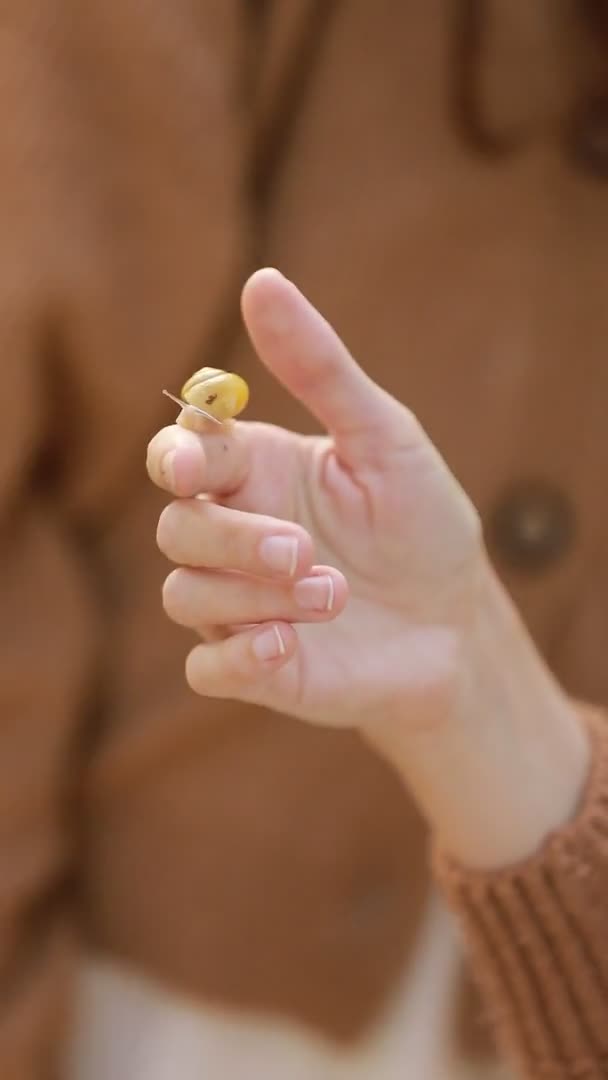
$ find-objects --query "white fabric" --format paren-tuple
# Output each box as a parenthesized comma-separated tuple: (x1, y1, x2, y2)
(65, 893, 512, 1080)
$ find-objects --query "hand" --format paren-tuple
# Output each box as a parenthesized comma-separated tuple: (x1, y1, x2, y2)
(146, 268, 589, 867)
(147, 269, 481, 732)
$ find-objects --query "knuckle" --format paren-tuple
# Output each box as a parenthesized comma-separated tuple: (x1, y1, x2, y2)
(185, 645, 226, 697)
(162, 568, 188, 621)
(156, 502, 183, 559)
(185, 648, 205, 695)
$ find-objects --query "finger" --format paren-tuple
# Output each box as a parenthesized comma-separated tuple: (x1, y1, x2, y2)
(157, 498, 314, 579)
(185, 621, 297, 699)
(163, 565, 347, 628)
(198, 624, 231, 643)
(146, 423, 248, 498)
(241, 268, 421, 466)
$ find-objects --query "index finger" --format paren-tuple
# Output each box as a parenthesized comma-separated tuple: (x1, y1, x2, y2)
(146, 420, 249, 498)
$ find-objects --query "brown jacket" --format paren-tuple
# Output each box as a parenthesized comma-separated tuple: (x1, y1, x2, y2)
(1, 1, 608, 1076)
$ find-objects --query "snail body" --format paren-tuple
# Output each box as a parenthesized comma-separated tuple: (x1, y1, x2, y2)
(163, 367, 249, 424)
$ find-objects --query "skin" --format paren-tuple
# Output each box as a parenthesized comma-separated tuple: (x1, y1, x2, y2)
(146, 267, 590, 870)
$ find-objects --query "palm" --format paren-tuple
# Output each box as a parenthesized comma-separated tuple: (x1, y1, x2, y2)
(226, 420, 480, 726)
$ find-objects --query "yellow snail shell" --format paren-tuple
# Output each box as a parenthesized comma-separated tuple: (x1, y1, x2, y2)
(163, 367, 249, 424)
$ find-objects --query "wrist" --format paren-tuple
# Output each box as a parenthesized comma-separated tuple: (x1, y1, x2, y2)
(365, 558, 591, 869)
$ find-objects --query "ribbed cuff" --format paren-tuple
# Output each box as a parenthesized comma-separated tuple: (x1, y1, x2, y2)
(433, 706, 608, 1079)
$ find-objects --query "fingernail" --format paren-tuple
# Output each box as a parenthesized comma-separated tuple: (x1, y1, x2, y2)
(294, 575, 334, 612)
(161, 450, 176, 487)
(252, 625, 286, 661)
(259, 536, 299, 577)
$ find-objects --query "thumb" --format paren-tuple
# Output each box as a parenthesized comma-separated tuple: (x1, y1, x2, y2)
(241, 268, 421, 467)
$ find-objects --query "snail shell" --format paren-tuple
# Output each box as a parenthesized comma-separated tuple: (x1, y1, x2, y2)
(181, 367, 249, 421)
(163, 367, 250, 424)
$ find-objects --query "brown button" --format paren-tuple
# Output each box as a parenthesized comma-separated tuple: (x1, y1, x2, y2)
(568, 93, 608, 180)
(488, 481, 575, 572)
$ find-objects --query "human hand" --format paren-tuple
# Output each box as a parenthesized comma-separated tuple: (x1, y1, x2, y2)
(147, 268, 482, 736)
(147, 268, 588, 866)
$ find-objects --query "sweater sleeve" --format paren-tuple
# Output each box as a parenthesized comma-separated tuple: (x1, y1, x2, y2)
(0, 500, 94, 1079)
(433, 705, 608, 1080)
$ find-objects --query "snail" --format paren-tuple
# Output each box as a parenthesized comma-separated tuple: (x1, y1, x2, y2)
(163, 367, 249, 425)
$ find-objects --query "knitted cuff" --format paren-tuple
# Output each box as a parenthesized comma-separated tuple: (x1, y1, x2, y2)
(433, 706, 608, 1079)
